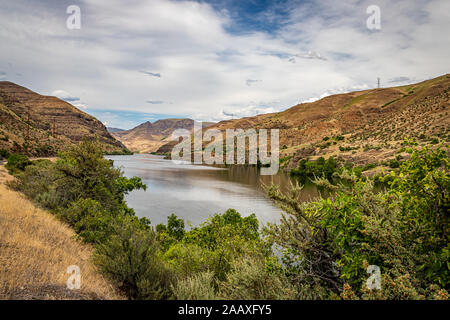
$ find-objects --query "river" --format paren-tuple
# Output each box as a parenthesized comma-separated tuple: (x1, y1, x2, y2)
(107, 154, 322, 228)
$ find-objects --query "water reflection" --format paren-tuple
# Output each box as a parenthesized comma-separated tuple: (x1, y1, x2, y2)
(107, 154, 322, 228)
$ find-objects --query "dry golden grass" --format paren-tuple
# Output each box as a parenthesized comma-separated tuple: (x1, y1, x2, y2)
(0, 165, 123, 300)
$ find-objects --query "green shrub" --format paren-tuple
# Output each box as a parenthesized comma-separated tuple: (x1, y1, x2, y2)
(164, 243, 216, 278)
(266, 144, 449, 299)
(10, 139, 146, 213)
(388, 159, 400, 168)
(158, 209, 268, 282)
(60, 198, 116, 244)
(218, 256, 297, 300)
(185, 210, 264, 280)
(290, 157, 339, 182)
(5, 153, 32, 173)
(0, 148, 10, 159)
(94, 218, 174, 300)
(339, 146, 358, 152)
(8, 159, 60, 209)
(157, 213, 185, 242)
(105, 148, 134, 155)
(362, 163, 377, 171)
(172, 272, 217, 300)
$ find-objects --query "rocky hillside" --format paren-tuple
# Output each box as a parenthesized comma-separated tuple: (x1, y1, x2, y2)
(112, 119, 215, 153)
(0, 82, 126, 156)
(0, 164, 122, 299)
(159, 74, 450, 170)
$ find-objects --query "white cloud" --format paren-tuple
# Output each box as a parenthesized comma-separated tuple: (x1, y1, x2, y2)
(303, 84, 371, 103)
(388, 76, 414, 84)
(246, 79, 262, 86)
(295, 51, 327, 61)
(51, 90, 80, 102)
(223, 104, 278, 118)
(73, 103, 88, 110)
(0, 0, 448, 123)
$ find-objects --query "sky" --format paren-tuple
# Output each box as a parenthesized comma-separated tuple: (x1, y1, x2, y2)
(0, 0, 449, 129)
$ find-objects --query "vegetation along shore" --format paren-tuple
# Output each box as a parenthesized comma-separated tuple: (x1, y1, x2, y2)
(0, 139, 448, 300)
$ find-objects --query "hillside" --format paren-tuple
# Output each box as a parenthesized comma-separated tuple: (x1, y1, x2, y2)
(0, 164, 122, 299)
(159, 74, 450, 170)
(0, 82, 126, 156)
(112, 118, 215, 153)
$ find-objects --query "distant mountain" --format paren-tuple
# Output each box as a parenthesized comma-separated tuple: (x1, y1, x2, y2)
(111, 118, 215, 153)
(158, 74, 450, 169)
(107, 127, 125, 133)
(0, 81, 126, 156)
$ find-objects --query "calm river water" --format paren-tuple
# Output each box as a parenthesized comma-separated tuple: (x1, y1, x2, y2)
(107, 154, 321, 228)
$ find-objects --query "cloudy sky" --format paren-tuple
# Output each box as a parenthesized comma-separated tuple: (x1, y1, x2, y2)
(0, 0, 449, 129)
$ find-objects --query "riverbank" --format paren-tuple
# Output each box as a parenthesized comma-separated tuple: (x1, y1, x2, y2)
(0, 164, 122, 300)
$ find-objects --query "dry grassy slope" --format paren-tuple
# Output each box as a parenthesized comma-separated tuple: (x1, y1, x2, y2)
(178, 74, 449, 169)
(113, 118, 215, 153)
(0, 81, 125, 156)
(0, 164, 122, 300)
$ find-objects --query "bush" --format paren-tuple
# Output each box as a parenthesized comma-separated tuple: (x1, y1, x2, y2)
(388, 159, 400, 168)
(164, 243, 216, 278)
(157, 213, 185, 242)
(172, 272, 217, 300)
(5, 153, 32, 173)
(60, 198, 116, 244)
(10, 139, 146, 213)
(105, 148, 134, 155)
(158, 209, 270, 282)
(94, 218, 174, 300)
(290, 157, 339, 182)
(362, 163, 377, 171)
(339, 146, 357, 152)
(218, 256, 297, 300)
(53, 140, 146, 211)
(333, 135, 345, 141)
(0, 148, 10, 159)
(266, 144, 449, 299)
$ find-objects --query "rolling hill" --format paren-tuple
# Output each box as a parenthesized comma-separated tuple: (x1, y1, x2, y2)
(158, 74, 450, 170)
(112, 119, 215, 153)
(0, 82, 126, 156)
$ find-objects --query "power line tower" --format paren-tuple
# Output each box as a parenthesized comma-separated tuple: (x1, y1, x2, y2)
(377, 77, 381, 89)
